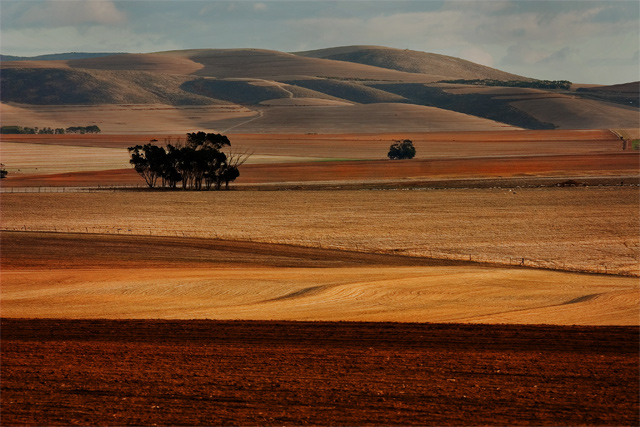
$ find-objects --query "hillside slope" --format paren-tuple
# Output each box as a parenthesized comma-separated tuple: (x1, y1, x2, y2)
(1, 47, 637, 132)
(294, 45, 529, 81)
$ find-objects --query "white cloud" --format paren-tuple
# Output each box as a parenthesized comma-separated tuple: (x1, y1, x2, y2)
(459, 46, 495, 68)
(20, 0, 127, 27)
(1, 25, 181, 55)
(502, 42, 551, 66)
(253, 3, 268, 13)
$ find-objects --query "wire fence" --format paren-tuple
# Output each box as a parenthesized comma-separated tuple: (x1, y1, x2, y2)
(0, 185, 143, 193)
(2, 225, 637, 277)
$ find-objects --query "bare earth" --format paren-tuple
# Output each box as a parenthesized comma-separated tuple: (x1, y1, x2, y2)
(2, 319, 637, 426)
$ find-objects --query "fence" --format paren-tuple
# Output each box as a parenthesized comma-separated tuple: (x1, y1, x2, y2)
(1, 225, 636, 277)
(0, 185, 143, 193)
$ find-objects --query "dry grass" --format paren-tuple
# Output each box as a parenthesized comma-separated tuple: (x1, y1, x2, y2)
(0, 103, 255, 134)
(3, 263, 637, 324)
(1, 187, 637, 275)
(0, 101, 517, 135)
(1, 232, 637, 324)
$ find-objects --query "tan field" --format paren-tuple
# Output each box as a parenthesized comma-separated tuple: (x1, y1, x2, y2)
(1, 128, 638, 325)
(1, 185, 638, 324)
(1, 232, 637, 324)
(0, 103, 257, 134)
(0, 101, 517, 134)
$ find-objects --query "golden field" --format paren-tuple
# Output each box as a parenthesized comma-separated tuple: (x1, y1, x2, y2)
(1, 129, 638, 325)
(1, 188, 637, 275)
(1, 186, 638, 325)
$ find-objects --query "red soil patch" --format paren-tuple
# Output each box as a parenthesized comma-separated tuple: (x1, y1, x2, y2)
(4, 153, 636, 188)
(2, 319, 637, 426)
(239, 153, 639, 184)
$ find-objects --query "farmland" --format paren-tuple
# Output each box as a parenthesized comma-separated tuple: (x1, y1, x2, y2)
(1, 186, 638, 277)
(2, 319, 637, 426)
(1, 128, 638, 425)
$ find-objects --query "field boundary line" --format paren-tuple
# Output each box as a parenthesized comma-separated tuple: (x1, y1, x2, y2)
(1, 227, 637, 278)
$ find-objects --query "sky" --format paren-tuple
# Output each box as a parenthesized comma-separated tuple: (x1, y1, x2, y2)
(1, 0, 638, 84)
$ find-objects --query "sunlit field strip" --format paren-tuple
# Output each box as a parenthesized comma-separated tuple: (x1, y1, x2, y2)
(1, 187, 637, 276)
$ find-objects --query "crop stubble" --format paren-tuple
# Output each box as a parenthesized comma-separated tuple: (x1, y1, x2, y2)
(1, 187, 637, 275)
(1, 186, 638, 324)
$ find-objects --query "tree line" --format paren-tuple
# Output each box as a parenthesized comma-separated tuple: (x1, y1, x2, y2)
(128, 132, 248, 190)
(439, 79, 572, 90)
(0, 125, 101, 134)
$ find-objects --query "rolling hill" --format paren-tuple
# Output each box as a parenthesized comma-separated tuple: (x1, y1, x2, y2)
(1, 46, 638, 133)
(294, 45, 528, 81)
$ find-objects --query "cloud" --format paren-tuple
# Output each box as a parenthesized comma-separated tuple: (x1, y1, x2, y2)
(1, 25, 180, 56)
(253, 3, 268, 13)
(501, 42, 578, 67)
(459, 46, 495, 68)
(19, 0, 127, 27)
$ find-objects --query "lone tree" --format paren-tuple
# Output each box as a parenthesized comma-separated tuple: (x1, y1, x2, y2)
(0, 164, 7, 179)
(388, 139, 416, 160)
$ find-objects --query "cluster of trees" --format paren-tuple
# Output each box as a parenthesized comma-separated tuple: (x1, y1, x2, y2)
(388, 139, 416, 160)
(0, 164, 7, 179)
(128, 132, 248, 190)
(0, 125, 101, 134)
(66, 125, 101, 134)
(440, 79, 572, 90)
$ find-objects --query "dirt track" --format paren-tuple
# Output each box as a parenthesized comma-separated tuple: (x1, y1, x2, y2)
(2, 319, 637, 426)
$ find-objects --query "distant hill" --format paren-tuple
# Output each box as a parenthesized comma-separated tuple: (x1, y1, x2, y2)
(575, 81, 639, 108)
(294, 45, 528, 81)
(0, 52, 123, 62)
(1, 47, 637, 131)
(582, 81, 639, 93)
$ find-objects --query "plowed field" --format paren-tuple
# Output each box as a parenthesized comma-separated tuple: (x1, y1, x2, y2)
(2, 319, 638, 426)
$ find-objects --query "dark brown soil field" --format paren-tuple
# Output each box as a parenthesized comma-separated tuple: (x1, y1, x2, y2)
(1, 319, 637, 426)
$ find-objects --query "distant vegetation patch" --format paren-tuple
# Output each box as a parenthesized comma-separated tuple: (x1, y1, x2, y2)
(369, 83, 556, 130)
(0, 125, 100, 134)
(440, 79, 572, 90)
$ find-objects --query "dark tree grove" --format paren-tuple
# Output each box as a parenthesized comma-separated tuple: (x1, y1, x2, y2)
(388, 139, 416, 160)
(128, 132, 248, 190)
